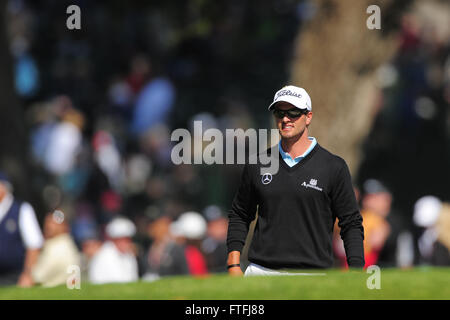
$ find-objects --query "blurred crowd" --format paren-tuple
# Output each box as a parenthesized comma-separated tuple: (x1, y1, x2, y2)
(1, 0, 299, 287)
(333, 180, 450, 269)
(0, 170, 230, 286)
(351, 11, 450, 268)
(0, 1, 449, 287)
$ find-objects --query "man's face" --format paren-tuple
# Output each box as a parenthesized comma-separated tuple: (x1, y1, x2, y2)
(207, 218, 228, 241)
(362, 192, 392, 217)
(82, 239, 102, 259)
(273, 102, 312, 140)
(43, 214, 68, 239)
(113, 237, 134, 254)
(148, 217, 171, 241)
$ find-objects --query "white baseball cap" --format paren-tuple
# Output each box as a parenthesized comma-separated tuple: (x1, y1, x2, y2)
(268, 85, 312, 111)
(170, 211, 207, 240)
(413, 196, 442, 228)
(106, 217, 136, 239)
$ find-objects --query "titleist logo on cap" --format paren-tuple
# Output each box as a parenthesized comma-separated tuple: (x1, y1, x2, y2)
(275, 89, 302, 99)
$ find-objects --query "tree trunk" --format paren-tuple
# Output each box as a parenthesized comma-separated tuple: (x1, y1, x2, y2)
(290, 0, 412, 174)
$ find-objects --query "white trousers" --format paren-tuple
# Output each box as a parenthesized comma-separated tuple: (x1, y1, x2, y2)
(244, 263, 326, 277)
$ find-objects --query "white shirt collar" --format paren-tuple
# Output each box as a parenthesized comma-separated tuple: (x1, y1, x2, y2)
(279, 137, 317, 161)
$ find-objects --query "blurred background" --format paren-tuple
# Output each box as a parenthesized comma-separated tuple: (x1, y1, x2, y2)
(0, 0, 449, 287)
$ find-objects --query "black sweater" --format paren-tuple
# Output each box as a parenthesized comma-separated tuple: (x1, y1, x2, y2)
(227, 143, 365, 269)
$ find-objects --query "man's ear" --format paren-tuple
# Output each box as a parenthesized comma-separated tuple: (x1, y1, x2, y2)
(306, 111, 313, 125)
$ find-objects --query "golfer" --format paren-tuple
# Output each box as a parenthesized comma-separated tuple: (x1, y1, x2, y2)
(226, 85, 365, 276)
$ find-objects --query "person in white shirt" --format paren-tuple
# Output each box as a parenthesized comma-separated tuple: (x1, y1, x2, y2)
(88, 217, 139, 284)
(0, 173, 44, 286)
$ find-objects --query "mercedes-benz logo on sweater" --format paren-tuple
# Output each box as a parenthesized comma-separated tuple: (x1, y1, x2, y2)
(261, 173, 273, 185)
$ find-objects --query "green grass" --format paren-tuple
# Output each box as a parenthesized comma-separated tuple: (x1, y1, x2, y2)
(0, 267, 448, 300)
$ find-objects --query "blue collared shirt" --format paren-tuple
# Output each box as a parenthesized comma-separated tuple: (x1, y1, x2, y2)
(279, 137, 317, 167)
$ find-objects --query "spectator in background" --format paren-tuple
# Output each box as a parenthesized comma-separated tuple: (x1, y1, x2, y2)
(80, 232, 102, 282)
(91, 130, 123, 191)
(413, 196, 450, 266)
(88, 217, 138, 284)
(360, 179, 392, 268)
(31, 210, 80, 287)
(171, 211, 208, 276)
(126, 54, 152, 95)
(413, 195, 442, 264)
(43, 97, 85, 176)
(0, 173, 44, 287)
(80, 233, 101, 260)
(70, 210, 102, 281)
(142, 210, 188, 281)
(130, 58, 175, 136)
(201, 205, 228, 273)
(360, 179, 408, 268)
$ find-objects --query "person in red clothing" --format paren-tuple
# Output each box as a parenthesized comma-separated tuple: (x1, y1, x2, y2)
(184, 245, 208, 276)
(170, 212, 208, 276)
